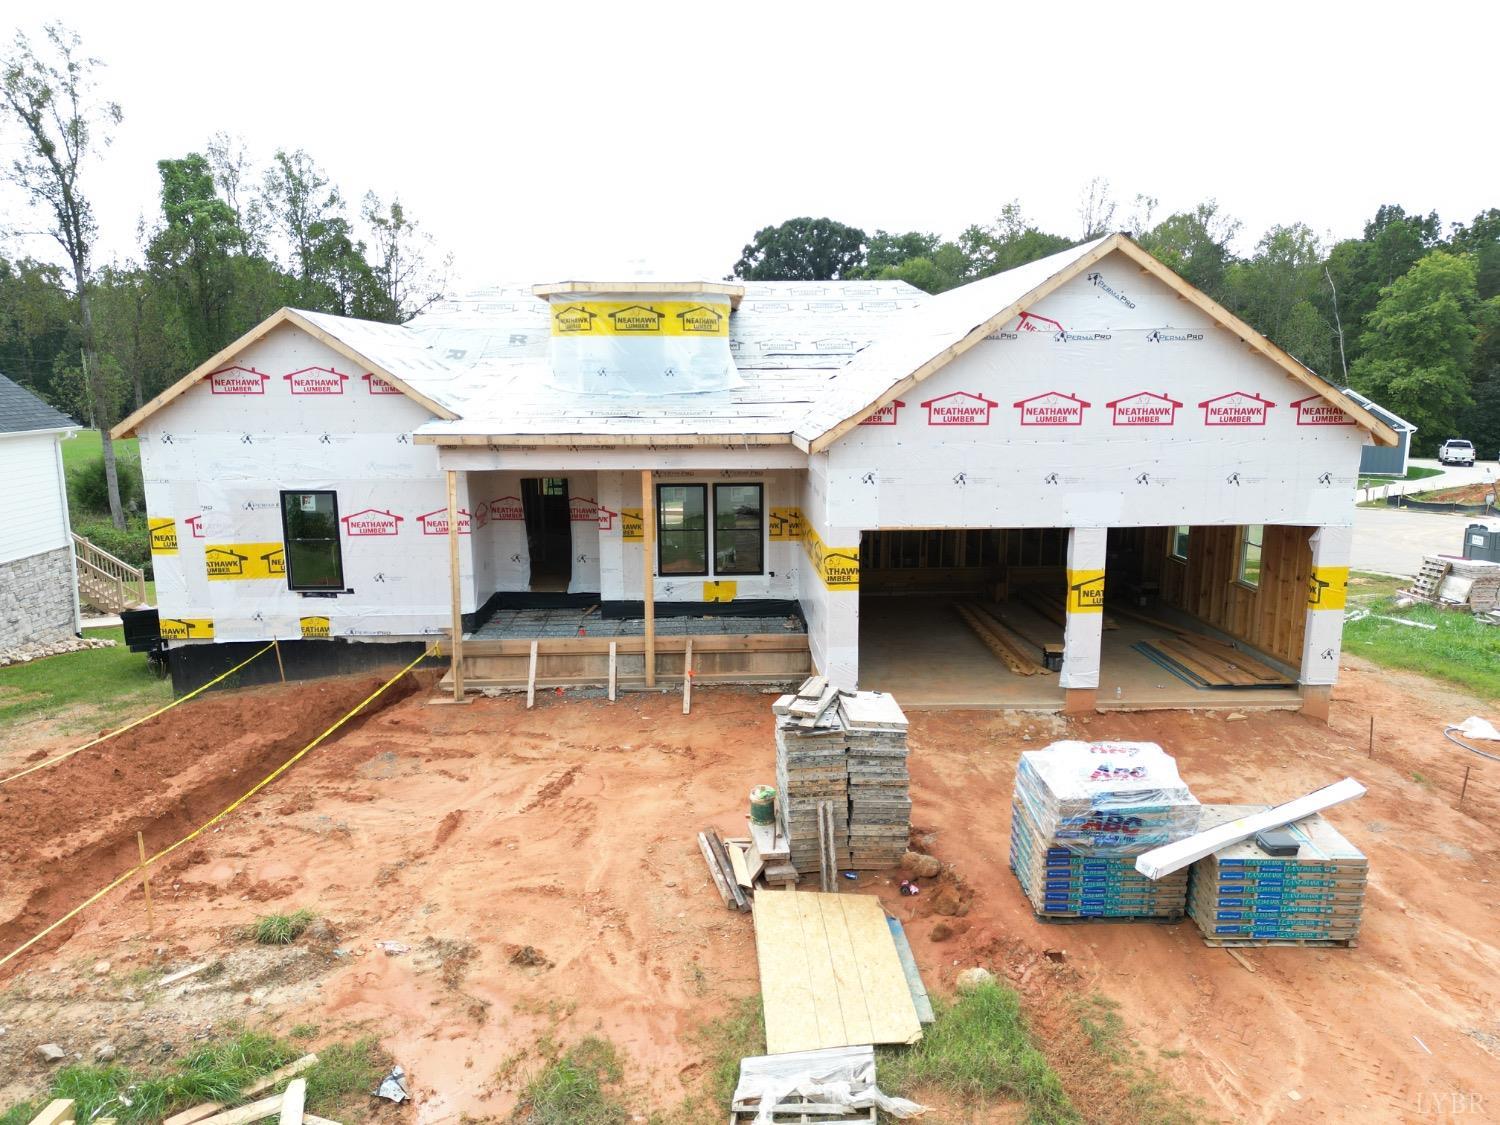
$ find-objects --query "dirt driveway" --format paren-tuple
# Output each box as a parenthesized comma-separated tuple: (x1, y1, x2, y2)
(1, 657, 1497, 1122)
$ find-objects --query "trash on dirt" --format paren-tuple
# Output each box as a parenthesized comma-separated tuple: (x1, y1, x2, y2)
(898, 880, 919, 896)
(375, 940, 410, 956)
(1043, 949, 1066, 963)
(375, 1064, 410, 1103)
(733, 1045, 926, 1121)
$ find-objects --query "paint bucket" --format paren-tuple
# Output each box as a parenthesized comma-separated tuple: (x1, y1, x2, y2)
(749, 785, 777, 826)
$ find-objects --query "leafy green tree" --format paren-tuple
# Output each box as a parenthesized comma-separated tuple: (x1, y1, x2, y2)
(1460, 295, 1500, 454)
(1351, 251, 1478, 450)
(861, 230, 940, 274)
(1136, 202, 1241, 300)
(261, 148, 384, 316)
(0, 256, 75, 402)
(1450, 208, 1500, 300)
(960, 203, 1073, 278)
(1323, 204, 1444, 364)
(362, 192, 448, 321)
(148, 153, 245, 360)
(0, 23, 127, 528)
(732, 217, 867, 280)
(1224, 224, 1332, 373)
(93, 260, 184, 410)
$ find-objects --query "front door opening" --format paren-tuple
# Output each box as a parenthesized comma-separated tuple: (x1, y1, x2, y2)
(521, 477, 572, 592)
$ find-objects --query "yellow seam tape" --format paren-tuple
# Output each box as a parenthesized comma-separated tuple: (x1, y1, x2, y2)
(204, 542, 285, 581)
(148, 517, 178, 555)
(621, 508, 643, 541)
(0, 642, 275, 787)
(0, 647, 432, 970)
(1066, 569, 1106, 613)
(1308, 565, 1349, 610)
(550, 300, 730, 337)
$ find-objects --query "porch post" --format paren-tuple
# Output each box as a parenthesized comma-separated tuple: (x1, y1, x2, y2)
(1061, 527, 1106, 713)
(641, 469, 656, 688)
(1297, 525, 1352, 722)
(447, 469, 464, 702)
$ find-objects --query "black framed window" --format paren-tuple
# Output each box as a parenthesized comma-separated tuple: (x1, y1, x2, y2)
(657, 483, 708, 575)
(280, 490, 344, 590)
(714, 483, 763, 575)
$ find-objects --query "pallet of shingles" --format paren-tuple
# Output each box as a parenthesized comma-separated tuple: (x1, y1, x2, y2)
(1187, 804, 1366, 947)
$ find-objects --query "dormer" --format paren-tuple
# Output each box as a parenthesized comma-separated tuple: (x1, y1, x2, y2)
(532, 280, 746, 395)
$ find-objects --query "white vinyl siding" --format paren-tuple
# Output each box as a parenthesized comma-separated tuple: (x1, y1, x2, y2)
(0, 432, 70, 564)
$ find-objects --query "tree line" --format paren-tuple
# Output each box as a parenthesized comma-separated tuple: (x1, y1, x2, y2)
(733, 191, 1500, 457)
(0, 24, 447, 529)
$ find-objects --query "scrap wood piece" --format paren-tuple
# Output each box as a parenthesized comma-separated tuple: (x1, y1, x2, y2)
(706, 828, 750, 912)
(164, 1056, 318, 1125)
(28, 1102, 75, 1125)
(525, 640, 538, 708)
(1226, 948, 1257, 973)
(277, 1079, 305, 1125)
(752, 890, 922, 1055)
(682, 637, 693, 714)
(1135, 778, 1366, 880)
(156, 961, 212, 989)
(796, 675, 828, 700)
(817, 800, 837, 893)
(192, 1097, 285, 1125)
(697, 831, 736, 908)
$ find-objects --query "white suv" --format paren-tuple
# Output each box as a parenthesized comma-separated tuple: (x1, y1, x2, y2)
(1439, 439, 1476, 466)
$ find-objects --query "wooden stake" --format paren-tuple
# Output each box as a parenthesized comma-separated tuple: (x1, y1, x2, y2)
(526, 640, 538, 709)
(641, 470, 656, 688)
(138, 831, 154, 933)
(682, 638, 693, 714)
(447, 470, 465, 703)
(607, 641, 617, 701)
(1461, 765, 1471, 803)
(1368, 715, 1374, 757)
(272, 638, 286, 683)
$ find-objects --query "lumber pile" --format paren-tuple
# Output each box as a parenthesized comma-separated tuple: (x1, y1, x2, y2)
(1134, 634, 1293, 688)
(1009, 741, 1199, 919)
(1187, 804, 1367, 947)
(773, 679, 911, 875)
(953, 603, 1049, 674)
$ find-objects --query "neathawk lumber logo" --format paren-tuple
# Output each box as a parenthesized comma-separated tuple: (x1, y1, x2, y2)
(1014, 391, 1090, 426)
(921, 391, 999, 426)
(1200, 391, 1274, 425)
(1107, 391, 1183, 426)
(159, 618, 213, 640)
(207, 366, 269, 394)
(417, 508, 471, 535)
(284, 366, 350, 394)
(489, 496, 524, 521)
(859, 399, 905, 425)
(1292, 395, 1356, 426)
(340, 508, 403, 536)
(148, 517, 178, 554)
(362, 372, 402, 395)
(568, 496, 618, 530)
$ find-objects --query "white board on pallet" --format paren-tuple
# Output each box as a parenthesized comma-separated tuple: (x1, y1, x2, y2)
(1134, 778, 1366, 880)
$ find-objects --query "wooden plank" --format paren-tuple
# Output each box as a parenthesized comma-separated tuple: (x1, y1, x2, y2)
(698, 832, 735, 908)
(792, 892, 848, 1049)
(193, 1098, 284, 1125)
(163, 1057, 318, 1125)
(817, 800, 836, 892)
(28, 1101, 74, 1125)
(278, 1079, 305, 1125)
(607, 641, 617, 702)
(707, 828, 750, 913)
(753, 891, 822, 1054)
(525, 640, 539, 708)
(457, 633, 809, 656)
(727, 841, 754, 888)
(835, 895, 923, 1047)
(682, 638, 693, 714)
(953, 604, 1033, 675)
(642, 469, 656, 688)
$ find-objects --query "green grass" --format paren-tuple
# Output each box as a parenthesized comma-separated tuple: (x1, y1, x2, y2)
(879, 980, 1075, 1124)
(1359, 465, 1443, 488)
(508, 1037, 629, 1125)
(0, 626, 169, 726)
(252, 909, 316, 945)
(61, 428, 138, 473)
(0, 1029, 385, 1125)
(1345, 578, 1500, 698)
(1069, 995, 1202, 1125)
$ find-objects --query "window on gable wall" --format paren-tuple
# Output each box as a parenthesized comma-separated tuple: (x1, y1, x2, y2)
(1170, 525, 1190, 561)
(280, 491, 344, 590)
(1238, 524, 1263, 587)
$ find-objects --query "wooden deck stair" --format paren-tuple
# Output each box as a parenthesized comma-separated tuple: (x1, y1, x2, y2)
(72, 532, 147, 613)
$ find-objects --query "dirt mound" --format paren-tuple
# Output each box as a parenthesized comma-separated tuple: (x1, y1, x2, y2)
(0, 671, 417, 969)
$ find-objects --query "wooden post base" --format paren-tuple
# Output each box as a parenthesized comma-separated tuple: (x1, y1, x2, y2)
(1063, 688, 1097, 714)
(1299, 684, 1332, 723)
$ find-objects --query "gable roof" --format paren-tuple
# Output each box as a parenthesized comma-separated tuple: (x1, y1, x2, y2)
(794, 232, 1399, 451)
(0, 371, 76, 436)
(111, 308, 462, 438)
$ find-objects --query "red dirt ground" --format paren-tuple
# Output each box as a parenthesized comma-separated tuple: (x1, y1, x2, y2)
(2, 655, 1498, 1123)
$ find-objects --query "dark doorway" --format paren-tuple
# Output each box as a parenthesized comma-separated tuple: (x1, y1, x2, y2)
(521, 477, 572, 591)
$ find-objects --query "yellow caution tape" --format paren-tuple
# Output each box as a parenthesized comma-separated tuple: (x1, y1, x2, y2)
(0, 642, 277, 788)
(0, 647, 433, 970)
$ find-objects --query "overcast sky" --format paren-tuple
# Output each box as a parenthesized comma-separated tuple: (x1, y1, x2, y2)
(5, 0, 1497, 287)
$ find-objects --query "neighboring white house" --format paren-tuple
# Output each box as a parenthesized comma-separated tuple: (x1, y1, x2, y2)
(114, 234, 1398, 716)
(0, 372, 80, 650)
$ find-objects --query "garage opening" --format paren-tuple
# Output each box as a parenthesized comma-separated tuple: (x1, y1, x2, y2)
(856, 528, 1067, 706)
(1099, 526, 1303, 706)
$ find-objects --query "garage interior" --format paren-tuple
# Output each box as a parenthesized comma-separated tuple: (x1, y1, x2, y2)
(857, 526, 1305, 708)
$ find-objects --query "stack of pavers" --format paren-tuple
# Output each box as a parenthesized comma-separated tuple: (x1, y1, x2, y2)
(841, 691, 911, 869)
(1187, 805, 1368, 946)
(772, 679, 911, 875)
(1010, 741, 1200, 920)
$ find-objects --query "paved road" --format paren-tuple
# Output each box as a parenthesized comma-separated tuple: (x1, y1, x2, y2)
(1352, 506, 1484, 576)
(1356, 457, 1497, 502)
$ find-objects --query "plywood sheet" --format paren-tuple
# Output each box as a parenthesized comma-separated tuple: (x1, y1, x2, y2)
(753, 890, 922, 1054)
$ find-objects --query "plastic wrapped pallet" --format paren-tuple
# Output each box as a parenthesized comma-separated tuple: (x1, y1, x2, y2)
(1010, 741, 1199, 919)
(1186, 805, 1367, 946)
